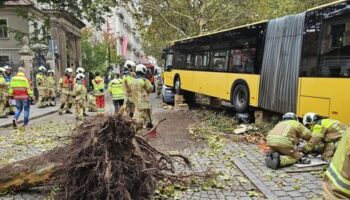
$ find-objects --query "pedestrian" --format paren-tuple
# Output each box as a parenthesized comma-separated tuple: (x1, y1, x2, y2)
(4, 65, 16, 115)
(58, 68, 74, 115)
(47, 70, 56, 106)
(0, 67, 8, 118)
(302, 112, 347, 162)
(92, 72, 105, 114)
(73, 73, 87, 120)
(129, 64, 154, 129)
(265, 112, 312, 169)
(155, 67, 163, 97)
(8, 67, 33, 128)
(108, 72, 124, 113)
(36, 66, 47, 108)
(323, 128, 350, 199)
(122, 60, 136, 118)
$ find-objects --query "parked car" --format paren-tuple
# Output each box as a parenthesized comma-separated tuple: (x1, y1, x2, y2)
(162, 85, 174, 104)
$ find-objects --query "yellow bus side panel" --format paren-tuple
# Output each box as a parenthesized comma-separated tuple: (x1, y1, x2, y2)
(297, 78, 350, 124)
(164, 70, 260, 107)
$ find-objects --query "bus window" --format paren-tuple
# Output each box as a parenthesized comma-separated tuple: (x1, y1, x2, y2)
(301, 4, 350, 77)
(186, 54, 195, 70)
(211, 51, 227, 71)
(165, 53, 173, 71)
(228, 48, 256, 73)
(195, 54, 203, 69)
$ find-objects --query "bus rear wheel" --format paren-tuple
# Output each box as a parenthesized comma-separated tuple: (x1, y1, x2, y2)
(174, 77, 181, 94)
(232, 84, 249, 113)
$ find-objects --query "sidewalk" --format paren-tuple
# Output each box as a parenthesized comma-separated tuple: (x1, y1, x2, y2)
(0, 104, 59, 128)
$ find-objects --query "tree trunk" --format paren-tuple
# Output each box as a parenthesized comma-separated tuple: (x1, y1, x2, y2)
(0, 147, 67, 192)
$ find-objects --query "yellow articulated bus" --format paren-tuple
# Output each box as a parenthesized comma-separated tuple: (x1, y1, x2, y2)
(163, 0, 350, 124)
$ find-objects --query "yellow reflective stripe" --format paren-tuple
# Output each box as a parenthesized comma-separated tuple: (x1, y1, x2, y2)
(301, 128, 310, 137)
(282, 125, 292, 137)
(266, 135, 293, 146)
(312, 124, 324, 137)
(326, 164, 350, 195)
(304, 143, 313, 152)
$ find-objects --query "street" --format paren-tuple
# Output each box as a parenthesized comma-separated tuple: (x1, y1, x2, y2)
(0, 94, 323, 200)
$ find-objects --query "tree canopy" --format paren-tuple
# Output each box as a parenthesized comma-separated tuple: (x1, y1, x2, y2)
(137, 0, 336, 61)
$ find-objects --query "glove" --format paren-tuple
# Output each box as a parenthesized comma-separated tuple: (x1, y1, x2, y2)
(298, 157, 311, 164)
(146, 122, 153, 129)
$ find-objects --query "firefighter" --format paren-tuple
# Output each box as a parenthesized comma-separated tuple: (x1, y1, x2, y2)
(73, 73, 87, 120)
(129, 64, 153, 129)
(302, 112, 347, 162)
(108, 72, 124, 113)
(0, 67, 8, 118)
(36, 66, 48, 108)
(323, 128, 350, 199)
(92, 72, 105, 114)
(4, 65, 15, 115)
(58, 68, 74, 115)
(123, 60, 136, 118)
(265, 112, 312, 169)
(76, 67, 88, 116)
(87, 91, 97, 112)
(47, 70, 56, 106)
(8, 67, 33, 128)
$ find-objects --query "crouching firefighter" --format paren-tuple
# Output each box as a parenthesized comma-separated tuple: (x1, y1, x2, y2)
(302, 112, 347, 162)
(265, 112, 312, 169)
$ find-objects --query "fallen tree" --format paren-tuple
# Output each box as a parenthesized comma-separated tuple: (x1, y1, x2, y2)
(0, 114, 191, 199)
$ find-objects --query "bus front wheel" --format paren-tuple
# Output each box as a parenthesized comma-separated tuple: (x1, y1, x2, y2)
(232, 84, 249, 113)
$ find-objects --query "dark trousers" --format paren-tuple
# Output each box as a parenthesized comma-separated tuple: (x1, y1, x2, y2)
(113, 99, 124, 112)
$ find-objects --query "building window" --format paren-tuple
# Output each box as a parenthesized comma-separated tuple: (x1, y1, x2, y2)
(0, 19, 8, 38)
(331, 24, 345, 48)
(0, 55, 10, 64)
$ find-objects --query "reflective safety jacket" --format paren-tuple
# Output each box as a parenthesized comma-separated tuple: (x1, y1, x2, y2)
(129, 75, 153, 109)
(108, 78, 124, 100)
(303, 119, 346, 154)
(267, 120, 311, 148)
(47, 76, 55, 90)
(92, 76, 105, 96)
(123, 74, 133, 100)
(0, 76, 7, 96)
(8, 72, 33, 100)
(36, 73, 47, 89)
(324, 128, 350, 197)
(59, 75, 74, 94)
(73, 81, 87, 102)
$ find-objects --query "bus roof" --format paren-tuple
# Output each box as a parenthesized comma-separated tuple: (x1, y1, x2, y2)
(168, 0, 347, 46)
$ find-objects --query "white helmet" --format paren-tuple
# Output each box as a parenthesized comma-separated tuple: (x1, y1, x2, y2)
(0, 67, 5, 75)
(3, 65, 11, 71)
(282, 112, 298, 121)
(76, 73, 85, 80)
(303, 112, 319, 126)
(48, 69, 54, 74)
(76, 67, 85, 74)
(124, 60, 136, 70)
(38, 66, 46, 73)
(65, 68, 73, 74)
(135, 64, 147, 75)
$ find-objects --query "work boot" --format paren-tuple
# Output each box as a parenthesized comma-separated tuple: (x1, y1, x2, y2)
(66, 110, 73, 114)
(271, 152, 281, 170)
(265, 152, 273, 169)
(12, 119, 17, 129)
(9, 111, 15, 115)
(83, 112, 89, 117)
(298, 157, 311, 164)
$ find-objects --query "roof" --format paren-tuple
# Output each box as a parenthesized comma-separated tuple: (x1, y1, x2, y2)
(169, 0, 348, 45)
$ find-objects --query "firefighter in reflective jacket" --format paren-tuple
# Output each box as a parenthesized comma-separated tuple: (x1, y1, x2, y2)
(47, 70, 56, 106)
(108, 72, 124, 113)
(92, 72, 105, 113)
(323, 128, 350, 199)
(123, 60, 136, 118)
(0, 67, 8, 118)
(129, 64, 153, 129)
(58, 68, 74, 115)
(302, 112, 347, 162)
(36, 66, 48, 108)
(73, 73, 87, 120)
(265, 112, 312, 169)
